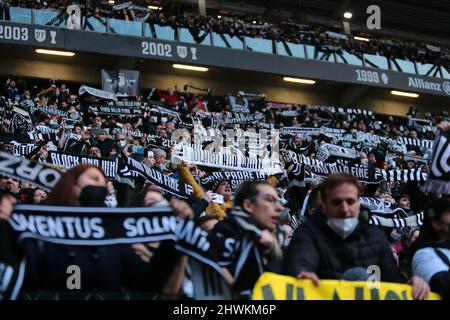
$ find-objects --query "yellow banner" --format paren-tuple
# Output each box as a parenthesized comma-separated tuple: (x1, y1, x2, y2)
(252, 272, 441, 300)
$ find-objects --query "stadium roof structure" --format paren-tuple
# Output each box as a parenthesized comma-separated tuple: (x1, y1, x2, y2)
(179, 0, 450, 47)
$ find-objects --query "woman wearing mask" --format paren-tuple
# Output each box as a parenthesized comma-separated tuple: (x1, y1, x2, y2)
(22, 165, 129, 298)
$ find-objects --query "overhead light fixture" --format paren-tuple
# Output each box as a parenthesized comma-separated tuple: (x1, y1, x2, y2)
(108, 0, 115, 4)
(35, 49, 75, 57)
(148, 5, 161, 10)
(252, 20, 257, 24)
(283, 77, 316, 85)
(391, 90, 419, 98)
(217, 15, 222, 19)
(173, 64, 209, 72)
(343, 12, 353, 19)
(354, 36, 370, 42)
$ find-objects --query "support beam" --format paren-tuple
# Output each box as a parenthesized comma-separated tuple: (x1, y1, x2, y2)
(198, 0, 207, 16)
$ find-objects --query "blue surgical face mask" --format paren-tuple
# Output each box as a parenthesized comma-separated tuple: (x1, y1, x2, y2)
(327, 217, 359, 239)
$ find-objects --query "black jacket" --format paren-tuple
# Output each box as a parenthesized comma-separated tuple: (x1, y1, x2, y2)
(285, 212, 406, 283)
(210, 207, 285, 299)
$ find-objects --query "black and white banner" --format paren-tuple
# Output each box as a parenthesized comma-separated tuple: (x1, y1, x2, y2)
(369, 212, 424, 228)
(112, 128, 144, 138)
(88, 105, 143, 116)
(200, 171, 267, 190)
(0, 151, 62, 192)
(223, 113, 265, 125)
(79, 85, 117, 100)
(27, 132, 60, 142)
(174, 145, 282, 174)
(35, 105, 81, 121)
(8, 205, 226, 276)
(102, 69, 140, 97)
(10, 142, 37, 157)
(359, 197, 409, 217)
(121, 155, 194, 199)
(423, 131, 450, 195)
(228, 95, 249, 113)
(397, 137, 434, 149)
(282, 127, 322, 136)
(317, 143, 360, 160)
(379, 168, 428, 183)
(46, 151, 118, 178)
(296, 163, 383, 184)
(145, 134, 177, 149)
(150, 106, 181, 117)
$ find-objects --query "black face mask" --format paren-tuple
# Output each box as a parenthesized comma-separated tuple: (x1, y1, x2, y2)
(79, 185, 108, 207)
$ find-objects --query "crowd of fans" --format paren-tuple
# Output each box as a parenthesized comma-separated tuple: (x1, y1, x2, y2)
(0, 75, 449, 300)
(0, 1, 448, 67)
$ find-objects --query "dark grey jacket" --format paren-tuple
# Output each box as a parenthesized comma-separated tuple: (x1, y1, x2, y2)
(285, 213, 406, 283)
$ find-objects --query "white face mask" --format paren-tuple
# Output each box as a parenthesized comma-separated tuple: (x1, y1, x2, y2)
(153, 199, 170, 207)
(117, 140, 127, 148)
(327, 217, 359, 239)
(361, 158, 369, 166)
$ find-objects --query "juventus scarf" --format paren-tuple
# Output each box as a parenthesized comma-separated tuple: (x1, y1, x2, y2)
(120, 155, 194, 199)
(397, 137, 434, 149)
(88, 105, 143, 116)
(145, 134, 177, 149)
(0, 151, 62, 192)
(379, 168, 428, 183)
(317, 143, 360, 160)
(292, 163, 383, 184)
(112, 128, 144, 138)
(174, 145, 282, 174)
(224, 113, 265, 125)
(79, 85, 117, 100)
(10, 142, 37, 157)
(359, 197, 409, 217)
(369, 212, 424, 228)
(200, 171, 267, 190)
(7, 205, 229, 286)
(46, 151, 118, 178)
(423, 131, 450, 195)
(36, 105, 81, 122)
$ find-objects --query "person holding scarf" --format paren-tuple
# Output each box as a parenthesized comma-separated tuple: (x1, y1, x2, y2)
(209, 181, 285, 299)
(412, 198, 450, 300)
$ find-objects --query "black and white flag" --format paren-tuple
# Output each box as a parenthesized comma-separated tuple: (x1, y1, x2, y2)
(88, 105, 143, 116)
(46, 151, 118, 178)
(121, 155, 194, 199)
(423, 131, 450, 195)
(369, 212, 424, 228)
(0, 151, 62, 192)
(200, 171, 267, 190)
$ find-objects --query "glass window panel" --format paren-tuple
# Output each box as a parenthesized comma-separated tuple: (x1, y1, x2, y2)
(179, 27, 211, 45)
(441, 66, 450, 80)
(9, 7, 32, 24)
(154, 24, 176, 41)
(363, 53, 388, 69)
(394, 58, 416, 74)
(416, 62, 436, 76)
(84, 16, 107, 33)
(108, 18, 142, 36)
(34, 9, 66, 27)
(340, 50, 363, 66)
(245, 37, 273, 54)
(304, 45, 316, 60)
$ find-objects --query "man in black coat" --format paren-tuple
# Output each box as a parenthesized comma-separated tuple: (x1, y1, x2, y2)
(285, 173, 430, 299)
(209, 181, 285, 299)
